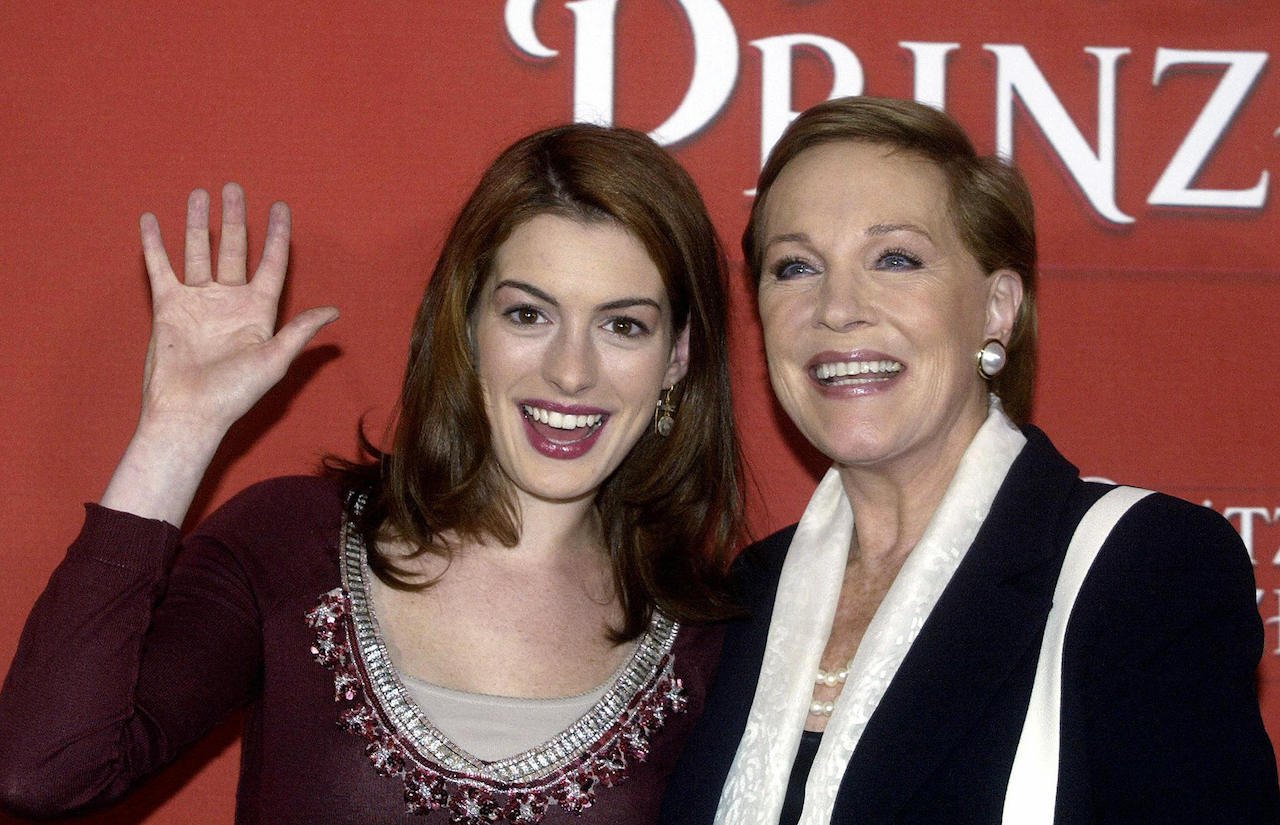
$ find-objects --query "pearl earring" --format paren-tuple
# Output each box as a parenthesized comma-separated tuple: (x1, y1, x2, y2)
(977, 339, 1007, 380)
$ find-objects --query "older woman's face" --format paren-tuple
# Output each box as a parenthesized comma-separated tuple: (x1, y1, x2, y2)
(757, 141, 1021, 476)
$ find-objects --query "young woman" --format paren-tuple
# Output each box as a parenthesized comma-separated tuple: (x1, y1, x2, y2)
(0, 123, 743, 824)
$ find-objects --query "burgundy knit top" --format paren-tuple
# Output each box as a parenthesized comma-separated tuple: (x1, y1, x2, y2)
(0, 477, 722, 824)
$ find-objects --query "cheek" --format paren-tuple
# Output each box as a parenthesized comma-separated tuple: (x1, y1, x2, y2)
(761, 344, 809, 424)
(586, 346, 640, 403)
(618, 349, 675, 398)
(938, 309, 986, 368)
(474, 377, 502, 432)
(472, 351, 499, 398)
(470, 319, 496, 374)
(903, 285, 978, 350)
(758, 293, 801, 353)
(476, 325, 539, 378)
(758, 297, 814, 401)
(946, 279, 992, 336)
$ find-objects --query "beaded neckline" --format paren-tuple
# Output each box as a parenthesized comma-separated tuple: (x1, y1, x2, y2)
(305, 493, 687, 821)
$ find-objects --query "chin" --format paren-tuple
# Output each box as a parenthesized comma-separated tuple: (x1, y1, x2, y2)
(522, 483, 601, 506)
(798, 416, 889, 463)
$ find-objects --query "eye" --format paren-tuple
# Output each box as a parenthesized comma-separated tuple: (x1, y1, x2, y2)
(602, 316, 651, 338)
(504, 305, 547, 326)
(876, 248, 923, 271)
(770, 256, 818, 281)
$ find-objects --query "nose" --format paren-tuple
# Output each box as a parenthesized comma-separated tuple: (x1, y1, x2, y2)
(814, 269, 873, 331)
(543, 325, 598, 395)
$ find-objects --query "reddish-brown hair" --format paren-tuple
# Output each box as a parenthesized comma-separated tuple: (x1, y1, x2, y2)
(743, 96, 1039, 422)
(331, 123, 744, 639)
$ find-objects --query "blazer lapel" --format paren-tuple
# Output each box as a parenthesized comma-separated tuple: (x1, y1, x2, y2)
(832, 427, 1081, 822)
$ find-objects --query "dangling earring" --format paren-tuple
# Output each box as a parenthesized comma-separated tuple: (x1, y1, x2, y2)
(654, 385, 677, 436)
(976, 339, 1007, 380)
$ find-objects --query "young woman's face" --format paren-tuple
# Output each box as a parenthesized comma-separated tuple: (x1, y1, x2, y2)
(471, 213, 688, 506)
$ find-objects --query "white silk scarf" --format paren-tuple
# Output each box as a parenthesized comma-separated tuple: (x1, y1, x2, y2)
(714, 402, 1026, 824)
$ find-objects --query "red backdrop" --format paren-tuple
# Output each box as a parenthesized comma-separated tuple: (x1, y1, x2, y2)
(2, 2, 1277, 821)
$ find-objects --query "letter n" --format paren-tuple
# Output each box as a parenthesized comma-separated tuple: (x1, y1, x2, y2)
(986, 44, 1132, 224)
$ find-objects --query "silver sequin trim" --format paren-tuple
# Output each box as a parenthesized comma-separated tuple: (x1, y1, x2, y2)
(338, 493, 679, 783)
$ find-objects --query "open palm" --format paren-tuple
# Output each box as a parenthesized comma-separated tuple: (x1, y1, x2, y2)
(139, 183, 338, 432)
(100, 183, 338, 524)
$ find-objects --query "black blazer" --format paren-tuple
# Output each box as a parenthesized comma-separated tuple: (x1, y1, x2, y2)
(662, 426, 1279, 824)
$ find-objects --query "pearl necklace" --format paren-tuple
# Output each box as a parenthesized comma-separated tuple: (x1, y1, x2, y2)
(815, 664, 849, 687)
(809, 662, 852, 717)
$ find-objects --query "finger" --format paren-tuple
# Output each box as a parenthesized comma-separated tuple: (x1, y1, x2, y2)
(261, 306, 340, 374)
(216, 182, 248, 285)
(139, 212, 176, 298)
(184, 189, 212, 286)
(251, 201, 292, 296)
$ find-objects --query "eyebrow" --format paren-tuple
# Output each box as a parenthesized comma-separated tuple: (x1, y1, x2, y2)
(866, 222, 933, 241)
(763, 223, 934, 251)
(493, 280, 663, 313)
(759, 231, 802, 252)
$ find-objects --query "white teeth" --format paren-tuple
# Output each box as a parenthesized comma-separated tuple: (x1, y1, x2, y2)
(814, 360, 904, 381)
(521, 405, 604, 430)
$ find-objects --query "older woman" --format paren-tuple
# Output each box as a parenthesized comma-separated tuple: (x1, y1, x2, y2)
(0, 124, 742, 823)
(662, 97, 1278, 823)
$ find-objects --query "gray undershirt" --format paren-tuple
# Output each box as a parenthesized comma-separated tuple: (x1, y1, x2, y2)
(398, 671, 611, 762)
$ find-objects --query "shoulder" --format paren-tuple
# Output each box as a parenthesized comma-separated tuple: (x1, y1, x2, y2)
(225, 473, 345, 509)
(1007, 427, 1251, 596)
(1099, 490, 1250, 590)
(1072, 488, 1258, 664)
(671, 617, 726, 658)
(188, 475, 346, 558)
(175, 476, 349, 611)
(669, 619, 726, 698)
(202, 475, 343, 526)
(728, 524, 797, 609)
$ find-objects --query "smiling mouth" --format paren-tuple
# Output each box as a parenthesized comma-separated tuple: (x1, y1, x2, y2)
(813, 359, 904, 385)
(521, 404, 605, 442)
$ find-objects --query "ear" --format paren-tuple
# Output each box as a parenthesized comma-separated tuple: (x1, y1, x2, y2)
(983, 269, 1023, 344)
(664, 324, 691, 387)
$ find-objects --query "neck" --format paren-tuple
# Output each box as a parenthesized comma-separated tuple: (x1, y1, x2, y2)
(837, 402, 988, 565)
(469, 485, 606, 568)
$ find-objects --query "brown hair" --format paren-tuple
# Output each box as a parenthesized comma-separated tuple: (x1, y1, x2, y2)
(742, 96, 1038, 422)
(330, 123, 744, 639)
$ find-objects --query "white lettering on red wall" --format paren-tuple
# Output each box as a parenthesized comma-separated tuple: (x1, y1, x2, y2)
(505, 0, 1273, 221)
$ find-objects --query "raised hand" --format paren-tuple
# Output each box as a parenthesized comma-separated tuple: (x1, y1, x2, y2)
(138, 183, 337, 432)
(102, 184, 338, 524)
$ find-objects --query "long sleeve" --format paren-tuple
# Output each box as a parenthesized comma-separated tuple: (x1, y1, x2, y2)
(0, 474, 718, 823)
(0, 504, 262, 818)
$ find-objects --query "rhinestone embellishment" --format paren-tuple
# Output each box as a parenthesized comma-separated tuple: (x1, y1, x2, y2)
(305, 495, 686, 822)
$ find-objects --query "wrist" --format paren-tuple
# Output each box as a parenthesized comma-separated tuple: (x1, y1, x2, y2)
(133, 407, 231, 454)
(99, 414, 228, 526)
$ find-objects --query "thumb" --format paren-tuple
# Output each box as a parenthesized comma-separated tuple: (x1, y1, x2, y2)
(262, 306, 341, 374)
